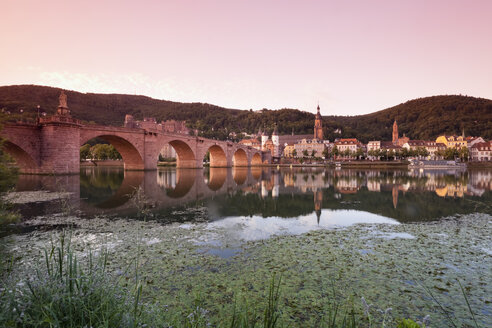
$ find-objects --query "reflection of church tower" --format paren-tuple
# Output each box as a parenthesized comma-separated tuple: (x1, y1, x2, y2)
(314, 189, 323, 224)
(392, 185, 399, 209)
(314, 105, 323, 140)
(392, 120, 399, 145)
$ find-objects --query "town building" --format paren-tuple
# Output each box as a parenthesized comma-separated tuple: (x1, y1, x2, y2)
(238, 138, 261, 150)
(283, 144, 296, 158)
(294, 138, 326, 158)
(466, 137, 486, 149)
(402, 140, 446, 159)
(367, 141, 381, 152)
(335, 138, 362, 155)
(436, 135, 467, 148)
(470, 141, 491, 161)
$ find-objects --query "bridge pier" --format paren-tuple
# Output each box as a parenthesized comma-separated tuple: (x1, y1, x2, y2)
(39, 120, 81, 174)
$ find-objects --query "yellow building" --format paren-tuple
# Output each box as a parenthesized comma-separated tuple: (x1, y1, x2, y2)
(294, 139, 325, 157)
(283, 144, 296, 157)
(436, 135, 467, 148)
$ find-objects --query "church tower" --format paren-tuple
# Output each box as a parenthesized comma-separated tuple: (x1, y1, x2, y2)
(314, 105, 323, 140)
(392, 120, 399, 145)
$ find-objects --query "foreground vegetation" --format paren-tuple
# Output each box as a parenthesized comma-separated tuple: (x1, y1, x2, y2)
(0, 232, 440, 328)
(2, 209, 489, 328)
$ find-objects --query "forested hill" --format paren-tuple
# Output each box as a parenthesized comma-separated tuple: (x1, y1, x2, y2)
(0, 85, 491, 142)
(336, 95, 492, 142)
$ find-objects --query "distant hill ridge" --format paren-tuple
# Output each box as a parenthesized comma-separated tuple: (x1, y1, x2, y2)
(0, 85, 490, 142)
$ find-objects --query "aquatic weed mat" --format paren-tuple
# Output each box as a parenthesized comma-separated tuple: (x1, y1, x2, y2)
(1, 213, 490, 327)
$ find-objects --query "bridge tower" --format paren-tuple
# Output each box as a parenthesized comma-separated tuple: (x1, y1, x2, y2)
(39, 91, 82, 174)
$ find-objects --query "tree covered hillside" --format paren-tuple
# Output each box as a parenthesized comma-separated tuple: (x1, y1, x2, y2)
(332, 95, 492, 142)
(0, 85, 490, 142)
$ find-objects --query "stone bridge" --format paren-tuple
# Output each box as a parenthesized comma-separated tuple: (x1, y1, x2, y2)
(1, 115, 268, 174)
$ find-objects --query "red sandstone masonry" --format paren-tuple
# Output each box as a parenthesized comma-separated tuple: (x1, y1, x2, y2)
(1, 120, 266, 174)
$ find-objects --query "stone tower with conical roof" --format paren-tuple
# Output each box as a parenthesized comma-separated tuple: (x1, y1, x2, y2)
(261, 125, 269, 151)
(314, 105, 323, 140)
(272, 123, 280, 157)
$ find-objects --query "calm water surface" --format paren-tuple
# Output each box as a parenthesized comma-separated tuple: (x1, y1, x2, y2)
(3, 167, 492, 326)
(12, 166, 492, 225)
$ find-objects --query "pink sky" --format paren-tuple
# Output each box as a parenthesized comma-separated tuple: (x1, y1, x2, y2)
(1, 0, 491, 115)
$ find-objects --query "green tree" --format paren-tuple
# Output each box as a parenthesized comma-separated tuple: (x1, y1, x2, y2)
(322, 147, 329, 159)
(400, 147, 409, 159)
(0, 115, 18, 192)
(458, 146, 469, 162)
(332, 145, 339, 159)
(80, 144, 91, 160)
(0, 113, 20, 224)
(380, 149, 388, 160)
(443, 147, 458, 160)
(292, 149, 297, 158)
(355, 148, 364, 160)
(302, 150, 309, 158)
(416, 147, 429, 158)
(108, 145, 122, 160)
(311, 150, 316, 157)
(388, 149, 395, 161)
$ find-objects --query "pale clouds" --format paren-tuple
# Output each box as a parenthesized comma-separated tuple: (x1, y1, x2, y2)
(32, 69, 257, 109)
(38, 71, 169, 98)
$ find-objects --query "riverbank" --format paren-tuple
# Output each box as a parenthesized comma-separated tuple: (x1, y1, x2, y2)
(80, 160, 123, 167)
(467, 161, 492, 169)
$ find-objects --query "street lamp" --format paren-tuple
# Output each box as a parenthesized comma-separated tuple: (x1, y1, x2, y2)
(37, 105, 40, 124)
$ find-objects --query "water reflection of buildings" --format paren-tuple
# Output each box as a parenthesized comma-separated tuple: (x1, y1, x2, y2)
(279, 169, 491, 210)
(17, 167, 491, 222)
(157, 170, 177, 189)
(283, 169, 329, 192)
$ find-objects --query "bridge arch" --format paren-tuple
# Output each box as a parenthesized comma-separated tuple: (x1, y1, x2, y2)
(168, 140, 196, 168)
(204, 167, 227, 191)
(2, 140, 38, 173)
(207, 145, 227, 167)
(162, 168, 196, 198)
(81, 135, 144, 170)
(233, 148, 248, 166)
(233, 167, 248, 185)
(251, 153, 262, 166)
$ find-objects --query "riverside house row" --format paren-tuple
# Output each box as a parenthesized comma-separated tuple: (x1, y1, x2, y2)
(237, 108, 490, 162)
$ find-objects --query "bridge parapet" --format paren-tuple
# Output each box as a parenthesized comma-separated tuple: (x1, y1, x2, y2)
(40, 115, 82, 126)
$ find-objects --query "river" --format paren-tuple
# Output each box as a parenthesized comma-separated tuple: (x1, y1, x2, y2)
(1, 167, 491, 326)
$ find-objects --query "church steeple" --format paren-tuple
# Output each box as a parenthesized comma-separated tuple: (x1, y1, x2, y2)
(314, 104, 323, 140)
(392, 120, 399, 145)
